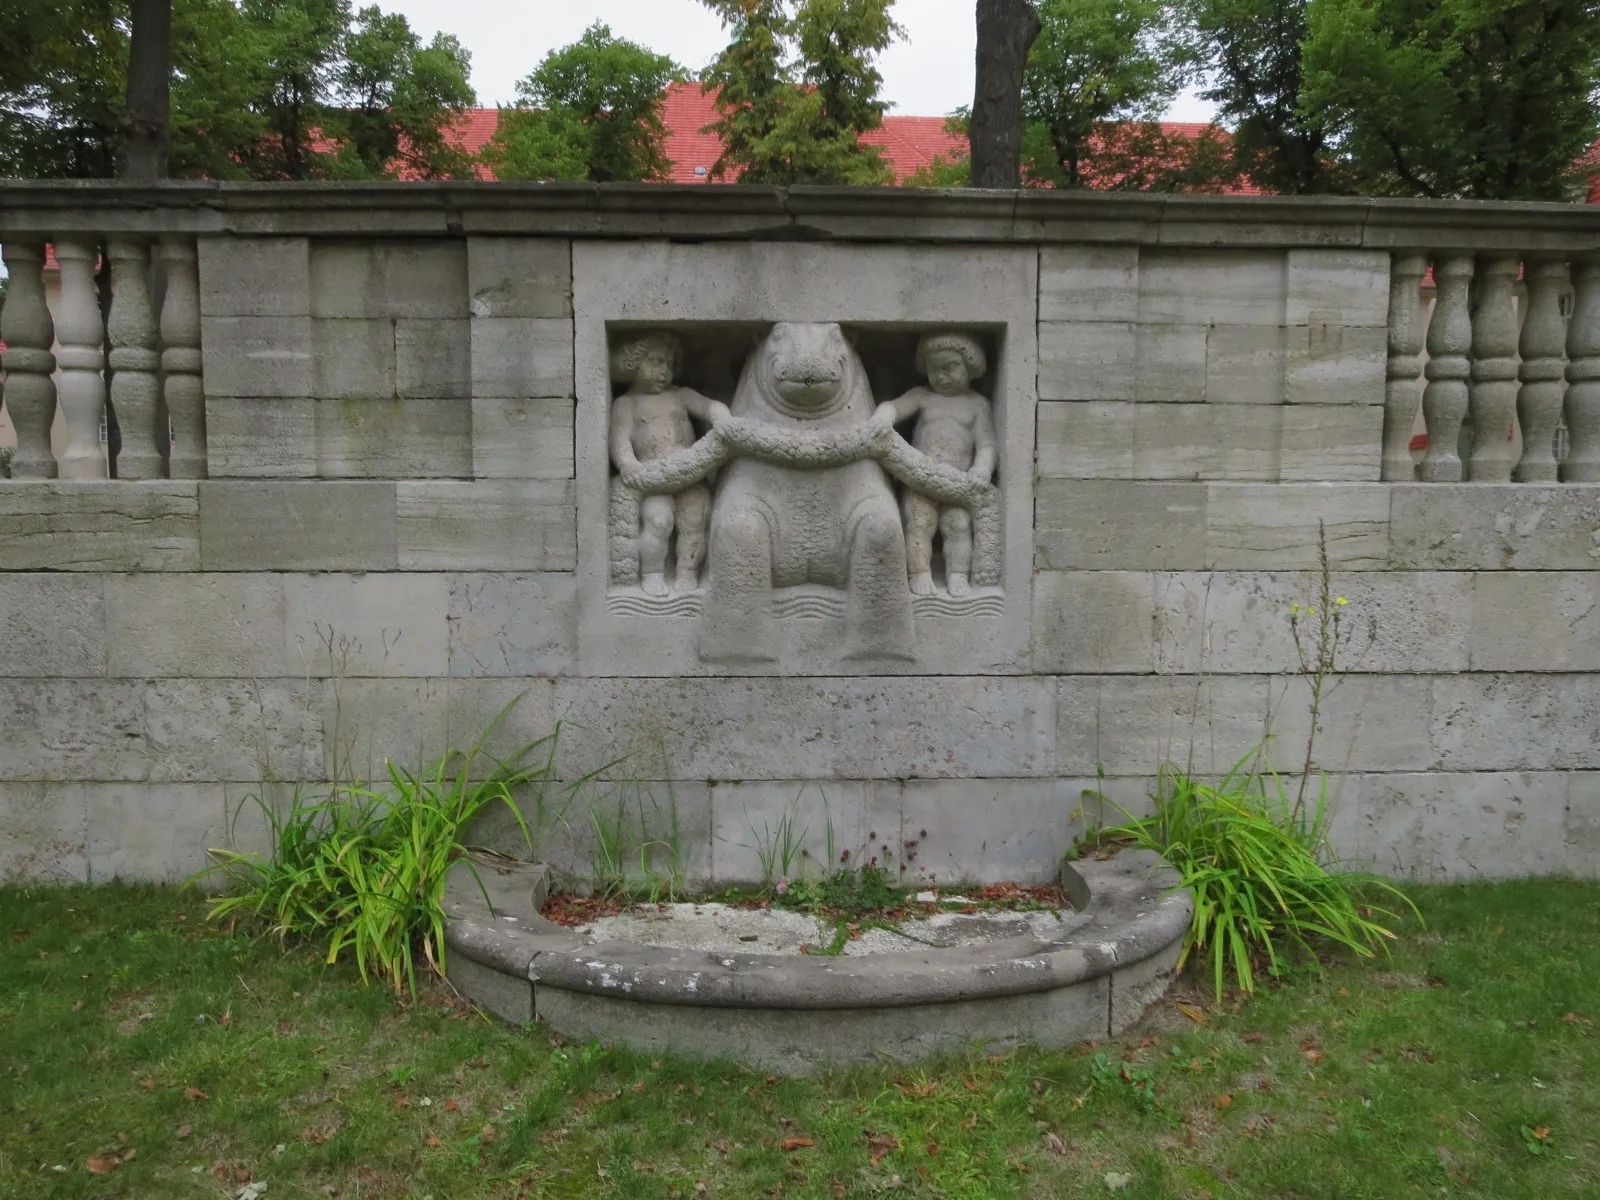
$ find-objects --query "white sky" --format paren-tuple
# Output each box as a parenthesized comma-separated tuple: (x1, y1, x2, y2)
(383, 0, 1216, 121)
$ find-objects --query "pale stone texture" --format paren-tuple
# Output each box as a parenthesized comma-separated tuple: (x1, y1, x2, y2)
(467, 237, 572, 318)
(1036, 401, 1133, 478)
(1038, 322, 1135, 400)
(1284, 324, 1387, 405)
(201, 316, 314, 397)
(709, 779, 900, 884)
(313, 318, 395, 400)
(0, 574, 106, 676)
(87, 783, 229, 881)
(1205, 325, 1284, 406)
(471, 397, 575, 479)
(1286, 249, 1389, 327)
(396, 480, 576, 570)
(1568, 774, 1600, 878)
(143, 679, 321, 782)
(1138, 250, 1286, 326)
(1267, 674, 1435, 773)
(1035, 481, 1206, 569)
(283, 573, 451, 676)
(1135, 403, 1279, 480)
(205, 397, 317, 477)
(1471, 572, 1600, 671)
(107, 573, 286, 677)
(447, 573, 577, 676)
(1430, 673, 1600, 770)
(198, 236, 311, 317)
(1032, 571, 1155, 673)
(471, 318, 575, 398)
(200, 481, 398, 571)
(395, 319, 471, 398)
(0, 483, 199, 571)
(1355, 772, 1570, 879)
(1206, 483, 1389, 569)
(310, 240, 467, 319)
(0, 782, 88, 882)
(315, 398, 472, 479)
(0, 679, 149, 781)
(1279, 404, 1382, 481)
(1057, 674, 1269, 776)
(1039, 245, 1138, 322)
(1134, 324, 1207, 403)
(1389, 484, 1600, 570)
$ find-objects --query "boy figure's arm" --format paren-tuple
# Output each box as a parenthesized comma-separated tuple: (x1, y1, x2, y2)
(676, 386, 732, 429)
(969, 396, 997, 481)
(873, 388, 926, 428)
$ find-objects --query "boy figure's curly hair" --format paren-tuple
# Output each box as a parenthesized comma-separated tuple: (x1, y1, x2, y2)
(914, 330, 987, 380)
(610, 330, 683, 382)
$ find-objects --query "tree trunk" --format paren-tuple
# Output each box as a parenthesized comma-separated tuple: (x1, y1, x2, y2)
(119, 0, 172, 181)
(970, 0, 1041, 189)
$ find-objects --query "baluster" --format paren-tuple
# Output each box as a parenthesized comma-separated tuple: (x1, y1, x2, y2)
(106, 237, 165, 478)
(0, 241, 58, 478)
(1422, 255, 1474, 482)
(1565, 255, 1600, 482)
(159, 236, 206, 478)
(53, 236, 109, 479)
(1512, 259, 1570, 482)
(1467, 255, 1521, 481)
(1382, 253, 1428, 481)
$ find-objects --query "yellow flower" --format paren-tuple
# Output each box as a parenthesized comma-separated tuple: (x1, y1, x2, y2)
(1335, 596, 1349, 606)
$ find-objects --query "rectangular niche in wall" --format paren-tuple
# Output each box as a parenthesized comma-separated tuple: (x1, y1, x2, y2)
(571, 242, 1038, 677)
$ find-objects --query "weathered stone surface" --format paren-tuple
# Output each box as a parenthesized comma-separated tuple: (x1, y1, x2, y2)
(1279, 404, 1382, 482)
(0, 482, 199, 570)
(1057, 674, 1269, 776)
(283, 573, 450, 676)
(310, 240, 467, 319)
(1134, 323, 1207, 403)
(201, 316, 314, 398)
(313, 318, 396, 400)
(1035, 481, 1206, 569)
(143, 678, 320, 783)
(1286, 249, 1389, 328)
(708, 779, 899, 884)
(0, 782, 88, 882)
(1038, 321, 1135, 400)
(315, 398, 473, 479)
(1471, 572, 1600, 671)
(1430, 673, 1600, 770)
(1138, 249, 1286, 326)
(447, 951, 535, 1023)
(1389, 484, 1600, 570)
(1568, 773, 1600, 878)
(198, 236, 311, 317)
(200, 481, 398, 571)
(1032, 571, 1154, 672)
(0, 574, 106, 676)
(1036, 401, 1133, 479)
(447, 573, 577, 676)
(1205, 325, 1284, 406)
(1134, 403, 1279, 480)
(205, 397, 317, 477)
(395, 319, 471, 398)
(0, 679, 149, 781)
(86, 782, 227, 882)
(1206, 483, 1389, 569)
(471, 318, 574, 398)
(396, 480, 576, 570)
(1267, 674, 1434, 773)
(107, 573, 286, 677)
(1283, 324, 1387, 406)
(471, 396, 575, 479)
(1355, 771, 1569, 878)
(1039, 245, 1138, 322)
(467, 237, 572, 318)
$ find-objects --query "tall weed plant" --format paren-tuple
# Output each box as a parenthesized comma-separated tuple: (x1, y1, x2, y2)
(196, 695, 555, 998)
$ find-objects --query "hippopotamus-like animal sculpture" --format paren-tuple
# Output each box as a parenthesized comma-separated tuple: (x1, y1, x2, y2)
(699, 322, 915, 664)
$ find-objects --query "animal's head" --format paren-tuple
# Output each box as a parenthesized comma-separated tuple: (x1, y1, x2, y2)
(761, 322, 856, 416)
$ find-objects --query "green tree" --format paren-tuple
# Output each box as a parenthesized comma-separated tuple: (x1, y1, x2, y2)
(1302, 0, 1600, 199)
(700, 0, 901, 184)
(0, 0, 125, 177)
(485, 22, 681, 183)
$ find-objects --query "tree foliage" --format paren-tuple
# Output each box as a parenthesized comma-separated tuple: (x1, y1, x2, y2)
(485, 23, 682, 183)
(700, 0, 902, 185)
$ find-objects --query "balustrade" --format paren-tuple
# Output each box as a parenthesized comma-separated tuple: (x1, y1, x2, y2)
(1566, 256, 1600, 483)
(1514, 260, 1571, 481)
(0, 242, 58, 478)
(1382, 253, 1428, 481)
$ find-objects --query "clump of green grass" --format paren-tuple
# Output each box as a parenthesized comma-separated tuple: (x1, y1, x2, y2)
(196, 695, 554, 998)
(1092, 747, 1417, 998)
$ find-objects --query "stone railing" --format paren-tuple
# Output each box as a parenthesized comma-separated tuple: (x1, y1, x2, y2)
(1383, 250, 1600, 483)
(2, 234, 203, 480)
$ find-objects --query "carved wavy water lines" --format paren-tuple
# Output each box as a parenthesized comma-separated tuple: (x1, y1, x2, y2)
(607, 587, 1004, 619)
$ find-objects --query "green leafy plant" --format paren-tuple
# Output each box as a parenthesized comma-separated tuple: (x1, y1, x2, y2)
(196, 695, 554, 998)
(585, 789, 634, 899)
(1092, 748, 1417, 999)
(747, 797, 810, 889)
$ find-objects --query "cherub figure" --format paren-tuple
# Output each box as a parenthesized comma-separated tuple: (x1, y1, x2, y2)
(609, 332, 728, 596)
(875, 332, 996, 597)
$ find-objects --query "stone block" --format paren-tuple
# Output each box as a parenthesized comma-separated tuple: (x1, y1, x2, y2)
(448, 952, 535, 1024)
(86, 783, 228, 882)
(1388, 485, 1600, 570)
(1355, 771, 1570, 879)
(144, 678, 321, 783)
(397, 480, 576, 570)
(1137, 249, 1286, 326)
(1057, 674, 1269, 777)
(0, 482, 199, 571)
(313, 318, 396, 400)
(471, 317, 575, 399)
(106, 574, 286, 678)
(283, 573, 451, 676)
(1267, 674, 1434, 773)
(1568, 773, 1600, 878)
(1134, 323, 1207, 403)
(1429, 673, 1600, 771)
(1038, 321, 1135, 401)
(1036, 401, 1134, 479)
(199, 481, 398, 571)
(707, 779, 886, 884)
(447, 573, 577, 676)
(1279, 405, 1382, 482)
(467, 237, 573, 318)
(1032, 571, 1154, 672)
(1284, 324, 1387, 405)
(309, 240, 467, 319)
(552, 677, 1057, 782)
(1035, 480, 1207, 570)
(315, 398, 473, 479)
(1286, 249, 1389, 328)
(471, 396, 575, 479)
(201, 316, 314, 398)
(897, 779, 1089, 886)
(1205, 325, 1285, 406)
(1039, 245, 1139, 322)
(198, 236, 311, 317)
(1205, 483, 1390, 569)
(0, 574, 106, 676)
(0, 782, 88, 882)
(396, 319, 471, 398)
(1471, 572, 1600, 671)
(0, 679, 149, 782)
(1133, 403, 1280, 481)
(205, 397, 317, 477)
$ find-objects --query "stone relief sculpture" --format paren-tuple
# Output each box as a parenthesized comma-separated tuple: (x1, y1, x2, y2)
(605, 322, 1004, 664)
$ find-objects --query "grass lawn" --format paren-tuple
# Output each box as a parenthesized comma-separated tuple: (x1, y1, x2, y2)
(2, 879, 1596, 1200)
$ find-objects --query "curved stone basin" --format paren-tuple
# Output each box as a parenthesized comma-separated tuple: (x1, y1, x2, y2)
(442, 850, 1191, 1075)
